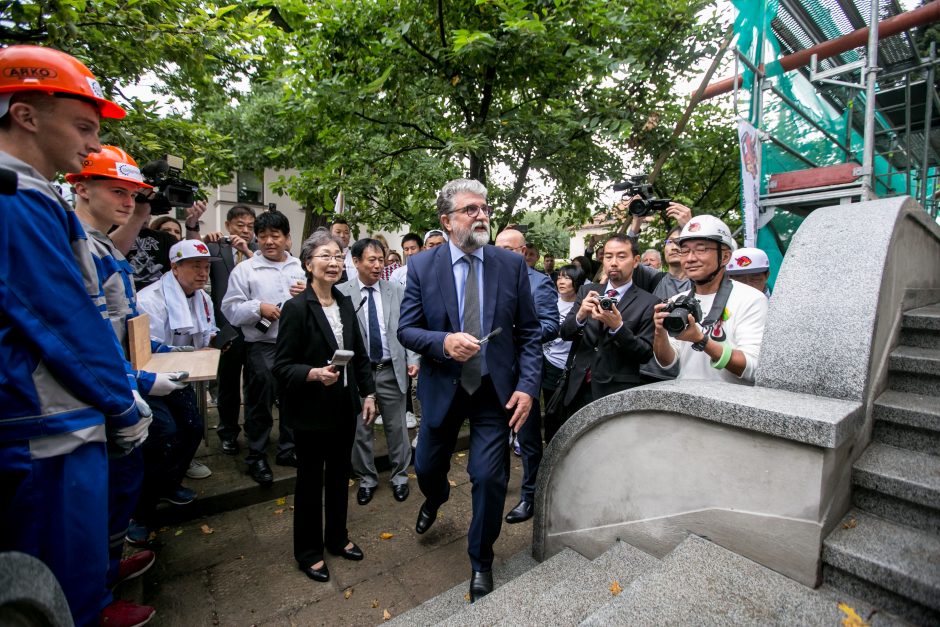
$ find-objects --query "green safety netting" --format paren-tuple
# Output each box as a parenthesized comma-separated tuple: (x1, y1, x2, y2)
(731, 0, 938, 288)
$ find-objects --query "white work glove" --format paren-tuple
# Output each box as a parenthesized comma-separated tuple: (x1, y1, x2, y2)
(169, 345, 196, 352)
(109, 391, 153, 456)
(149, 371, 189, 396)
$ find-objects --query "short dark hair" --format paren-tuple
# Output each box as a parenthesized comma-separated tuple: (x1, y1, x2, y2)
(526, 241, 537, 251)
(350, 238, 386, 260)
(604, 233, 639, 256)
(254, 209, 290, 236)
(150, 216, 182, 235)
(331, 216, 349, 228)
(227, 205, 256, 222)
(401, 232, 423, 248)
(558, 264, 586, 291)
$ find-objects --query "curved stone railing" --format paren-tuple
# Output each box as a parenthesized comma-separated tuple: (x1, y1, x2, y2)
(532, 196, 940, 587)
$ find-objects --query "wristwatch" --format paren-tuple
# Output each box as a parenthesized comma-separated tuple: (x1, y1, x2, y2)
(690, 336, 709, 352)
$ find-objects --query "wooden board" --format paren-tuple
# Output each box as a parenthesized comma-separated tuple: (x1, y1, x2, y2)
(767, 163, 861, 193)
(127, 314, 152, 371)
(141, 349, 221, 382)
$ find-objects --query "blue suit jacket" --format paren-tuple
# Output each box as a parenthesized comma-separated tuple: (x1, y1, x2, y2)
(527, 266, 560, 343)
(398, 243, 542, 429)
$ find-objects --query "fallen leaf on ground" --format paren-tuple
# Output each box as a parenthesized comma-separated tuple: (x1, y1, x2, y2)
(371, 600, 379, 608)
(349, 479, 356, 487)
(344, 588, 353, 599)
(457, 453, 466, 458)
(379, 532, 394, 540)
(200, 524, 214, 535)
(275, 497, 287, 506)
(174, 529, 184, 537)
(842, 518, 857, 529)
(383, 609, 391, 621)
(464, 593, 471, 601)
(610, 580, 622, 596)
(838, 602, 869, 627)
(274, 509, 285, 515)
(407, 473, 417, 479)
(448, 480, 457, 487)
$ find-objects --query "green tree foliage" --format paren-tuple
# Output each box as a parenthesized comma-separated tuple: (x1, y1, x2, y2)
(234, 0, 726, 232)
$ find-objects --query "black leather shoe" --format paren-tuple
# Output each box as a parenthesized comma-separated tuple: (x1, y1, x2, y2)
(327, 542, 364, 561)
(357, 486, 375, 505)
(299, 562, 329, 582)
(392, 483, 410, 502)
(415, 502, 438, 534)
(219, 437, 239, 456)
(504, 500, 534, 524)
(469, 570, 493, 602)
(246, 458, 273, 485)
(275, 449, 298, 468)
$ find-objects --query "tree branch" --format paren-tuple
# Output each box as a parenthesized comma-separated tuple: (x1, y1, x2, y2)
(371, 144, 444, 162)
(401, 33, 445, 70)
(352, 111, 447, 145)
(437, 0, 448, 49)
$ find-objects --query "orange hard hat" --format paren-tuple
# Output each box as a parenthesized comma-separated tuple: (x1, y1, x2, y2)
(65, 145, 153, 188)
(0, 45, 125, 119)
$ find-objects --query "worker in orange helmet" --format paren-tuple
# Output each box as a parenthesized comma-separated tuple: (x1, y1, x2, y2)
(0, 46, 157, 627)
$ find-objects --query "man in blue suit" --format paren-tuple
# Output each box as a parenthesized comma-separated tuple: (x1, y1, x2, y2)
(494, 228, 559, 525)
(398, 178, 542, 602)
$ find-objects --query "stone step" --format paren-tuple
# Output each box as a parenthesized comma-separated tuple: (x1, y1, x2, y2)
(899, 327, 940, 350)
(853, 443, 940, 511)
(385, 549, 538, 627)
(889, 346, 940, 378)
(823, 509, 940, 614)
(581, 535, 900, 626)
(873, 390, 940, 456)
(888, 371, 940, 397)
(903, 304, 940, 332)
(438, 548, 590, 627)
(494, 542, 662, 626)
(853, 487, 940, 535)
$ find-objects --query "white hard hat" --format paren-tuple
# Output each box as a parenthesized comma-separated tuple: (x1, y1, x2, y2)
(726, 247, 770, 275)
(675, 215, 737, 251)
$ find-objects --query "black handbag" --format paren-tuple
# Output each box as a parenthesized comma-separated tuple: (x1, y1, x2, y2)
(544, 331, 582, 416)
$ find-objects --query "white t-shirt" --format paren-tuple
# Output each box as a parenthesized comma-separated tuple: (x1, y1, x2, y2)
(543, 298, 576, 369)
(655, 280, 768, 384)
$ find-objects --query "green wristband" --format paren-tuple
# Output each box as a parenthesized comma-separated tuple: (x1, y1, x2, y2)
(711, 342, 733, 370)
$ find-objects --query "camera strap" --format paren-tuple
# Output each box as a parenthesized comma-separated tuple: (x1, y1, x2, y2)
(691, 276, 733, 331)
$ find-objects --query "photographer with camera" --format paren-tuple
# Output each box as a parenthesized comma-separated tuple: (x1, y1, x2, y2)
(560, 234, 657, 416)
(652, 216, 768, 384)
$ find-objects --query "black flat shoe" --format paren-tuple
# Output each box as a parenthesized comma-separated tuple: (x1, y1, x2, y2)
(504, 500, 534, 524)
(357, 486, 375, 505)
(275, 449, 298, 467)
(299, 562, 329, 582)
(327, 542, 363, 561)
(415, 501, 438, 534)
(246, 458, 273, 485)
(392, 483, 409, 502)
(469, 570, 493, 602)
(219, 437, 239, 456)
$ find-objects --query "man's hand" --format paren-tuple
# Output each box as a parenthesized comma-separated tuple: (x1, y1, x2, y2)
(307, 365, 340, 386)
(259, 303, 281, 321)
(674, 315, 705, 344)
(185, 200, 207, 230)
(505, 391, 533, 432)
(576, 290, 600, 324)
(203, 231, 225, 243)
(664, 202, 693, 228)
(229, 234, 252, 257)
(444, 332, 480, 362)
(149, 371, 188, 396)
(591, 301, 622, 330)
(652, 302, 670, 338)
(362, 396, 378, 425)
(289, 281, 305, 297)
(407, 364, 419, 378)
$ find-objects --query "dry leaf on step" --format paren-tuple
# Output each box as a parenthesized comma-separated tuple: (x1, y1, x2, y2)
(380, 532, 394, 540)
(383, 609, 392, 621)
(371, 600, 379, 608)
(275, 497, 287, 506)
(842, 518, 857, 529)
(200, 524, 214, 535)
(610, 580, 622, 596)
(344, 588, 353, 599)
(838, 602, 869, 627)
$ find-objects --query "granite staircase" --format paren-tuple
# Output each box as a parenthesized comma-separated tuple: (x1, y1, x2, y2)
(823, 303, 940, 626)
(389, 536, 903, 626)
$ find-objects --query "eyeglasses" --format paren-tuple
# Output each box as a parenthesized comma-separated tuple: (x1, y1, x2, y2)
(449, 204, 492, 218)
(312, 254, 345, 263)
(678, 245, 718, 257)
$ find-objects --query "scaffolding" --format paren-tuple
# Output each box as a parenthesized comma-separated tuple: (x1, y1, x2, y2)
(705, 0, 940, 286)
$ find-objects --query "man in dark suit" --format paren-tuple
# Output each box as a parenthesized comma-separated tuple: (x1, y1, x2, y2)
(561, 234, 657, 416)
(398, 179, 542, 602)
(338, 238, 419, 505)
(204, 205, 257, 455)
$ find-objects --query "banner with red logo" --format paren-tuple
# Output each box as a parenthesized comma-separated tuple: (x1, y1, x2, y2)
(737, 121, 761, 247)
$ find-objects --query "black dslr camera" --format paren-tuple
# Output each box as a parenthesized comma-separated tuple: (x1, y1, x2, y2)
(140, 155, 200, 216)
(662, 294, 702, 337)
(613, 174, 671, 217)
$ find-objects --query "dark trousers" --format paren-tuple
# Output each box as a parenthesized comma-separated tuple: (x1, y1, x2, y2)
(1, 438, 109, 627)
(134, 386, 202, 527)
(542, 360, 566, 444)
(415, 377, 509, 572)
(293, 425, 354, 568)
(516, 395, 542, 503)
(566, 376, 639, 418)
(216, 331, 247, 442)
(107, 447, 143, 586)
(244, 341, 294, 461)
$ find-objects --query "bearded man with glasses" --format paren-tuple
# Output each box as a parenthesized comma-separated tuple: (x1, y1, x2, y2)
(652, 215, 768, 384)
(398, 178, 542, 602)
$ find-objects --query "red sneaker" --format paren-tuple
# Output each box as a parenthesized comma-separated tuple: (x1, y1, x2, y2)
(114, 550, 156, 587)
(99, 600, 155, 627)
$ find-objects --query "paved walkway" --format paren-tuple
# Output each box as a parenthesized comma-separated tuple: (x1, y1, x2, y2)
(133, 411, 532, 626)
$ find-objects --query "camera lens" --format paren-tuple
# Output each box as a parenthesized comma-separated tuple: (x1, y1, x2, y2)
(628, 197, 652, 216)
(662, 309, 689, 336)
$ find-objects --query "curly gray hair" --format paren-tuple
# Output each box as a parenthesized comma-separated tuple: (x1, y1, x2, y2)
(436, 178, 487, 216)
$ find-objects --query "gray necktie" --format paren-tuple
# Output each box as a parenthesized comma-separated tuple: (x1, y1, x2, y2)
(461, 254, 482, 395)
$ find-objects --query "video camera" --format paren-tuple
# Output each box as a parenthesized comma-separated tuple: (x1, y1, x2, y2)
(140, 155, 200, 216)
(613, 174, 671, 217)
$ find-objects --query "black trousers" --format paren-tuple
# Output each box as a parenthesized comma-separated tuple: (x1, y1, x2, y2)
(216, 331, 247, 441)
(541, 360, 567, 444)
(293, 424, 355, 569)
